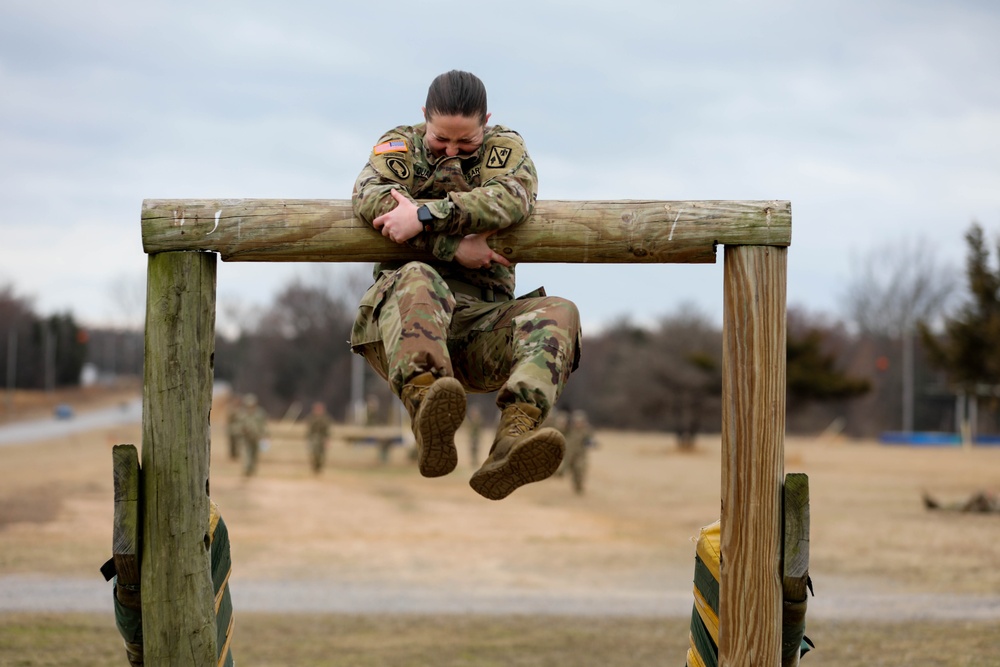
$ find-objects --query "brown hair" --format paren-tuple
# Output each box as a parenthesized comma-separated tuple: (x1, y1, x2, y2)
(425, 70, 488, 123)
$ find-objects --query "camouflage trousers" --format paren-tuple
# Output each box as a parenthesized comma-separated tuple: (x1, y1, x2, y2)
(351, 262, 580, 419)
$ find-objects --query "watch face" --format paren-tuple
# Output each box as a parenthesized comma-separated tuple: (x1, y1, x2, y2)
(418, 206, 433, 223)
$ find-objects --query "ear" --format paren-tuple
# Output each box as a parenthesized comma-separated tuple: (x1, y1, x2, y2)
(484, 112, 492, 125)
(421, 106, 428, 121)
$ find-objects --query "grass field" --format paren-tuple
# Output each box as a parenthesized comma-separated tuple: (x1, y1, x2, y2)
(1, 613, 998, 666)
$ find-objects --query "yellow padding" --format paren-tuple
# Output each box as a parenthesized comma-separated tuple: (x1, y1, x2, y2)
(209, 500, 221, 546)
(692, 586, 720, 642)
(695, 520, 721, 581)
(686, 642, 708, 667)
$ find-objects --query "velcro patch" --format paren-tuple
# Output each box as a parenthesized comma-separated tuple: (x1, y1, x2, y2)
(371, 152, 414, 188)
(373, 140, 407, 155)
(479, 135, 524, 183)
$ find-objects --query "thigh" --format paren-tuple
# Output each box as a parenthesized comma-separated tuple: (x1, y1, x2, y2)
(449, 297, 557, 392)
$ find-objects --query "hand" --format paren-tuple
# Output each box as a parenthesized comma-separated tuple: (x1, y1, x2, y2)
(455, 231, 512, 270)
(373, 189, 422, 244)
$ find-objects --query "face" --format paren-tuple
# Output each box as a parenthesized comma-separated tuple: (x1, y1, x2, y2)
(423, 110, 491, 158)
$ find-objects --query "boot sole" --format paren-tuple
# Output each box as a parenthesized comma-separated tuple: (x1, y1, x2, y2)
(469, 428, 565, 500)
(415, 377, 465, 477)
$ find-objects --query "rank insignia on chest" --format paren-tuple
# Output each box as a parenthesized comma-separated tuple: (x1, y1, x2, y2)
(373, 140, 407, 155)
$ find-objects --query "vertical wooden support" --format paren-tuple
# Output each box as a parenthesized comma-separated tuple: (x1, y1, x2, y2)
(142, 251, 217, 666)
(112, 444, 141, 589)
(720, 245, 787, 666)
(782, 473, 811, 667)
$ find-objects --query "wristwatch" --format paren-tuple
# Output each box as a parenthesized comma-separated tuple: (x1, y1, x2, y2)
(416, 205, 435, 231)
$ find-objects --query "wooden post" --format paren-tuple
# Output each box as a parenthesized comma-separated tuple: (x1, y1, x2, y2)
(141, 250, 217, 666)
(112, 444, 141, 591)
(720, 245, 787, 666)
(782, 473, 810, 667)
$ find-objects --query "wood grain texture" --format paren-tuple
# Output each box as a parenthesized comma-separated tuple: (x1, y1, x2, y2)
(783, 473, 811, 601)
(141, 251, 217, 666)
(720, 245, 787, 667)
(111, 444, 141, 586)
(782, 472, 811, 667)
(141, 199, 791, 264)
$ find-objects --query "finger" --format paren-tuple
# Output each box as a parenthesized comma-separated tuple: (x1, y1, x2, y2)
(389, 188, 405, 202)
(493, 252, 512, 268)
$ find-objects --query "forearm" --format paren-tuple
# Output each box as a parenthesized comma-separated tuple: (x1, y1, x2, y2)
(352, 167, 410, 225)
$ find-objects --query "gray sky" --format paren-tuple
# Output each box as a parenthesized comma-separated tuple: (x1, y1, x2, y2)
(2, 0, 998, 332)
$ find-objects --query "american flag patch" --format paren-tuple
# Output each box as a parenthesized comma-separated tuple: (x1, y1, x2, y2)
(373, 140, 407, 155)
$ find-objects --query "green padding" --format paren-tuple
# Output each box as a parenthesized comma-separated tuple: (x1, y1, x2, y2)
(689, 556, 814, 664)
(112, 516, 235, 666)
(688, 605, 718, 667)
(782, 597, 808, 663)
(693, 555, 719, 613)
(212, 517, 235, 667)
(112, 579, 143, 644)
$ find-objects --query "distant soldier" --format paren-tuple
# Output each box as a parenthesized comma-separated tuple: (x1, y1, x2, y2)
(923, 490, 1000, 513)
(306, 401, 331, 473)
(226, 394, 243, 461)
(561, 409, 595, 495)
(546, 407, 571, 480)
(236, 394, 268, 477)
(364, 394, 382, 426)
(467, 404, 483, 465)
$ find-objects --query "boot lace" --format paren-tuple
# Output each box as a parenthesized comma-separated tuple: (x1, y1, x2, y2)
(505, 406, 534, 435)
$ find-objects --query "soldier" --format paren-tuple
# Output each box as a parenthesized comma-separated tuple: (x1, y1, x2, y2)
(562, 409, 595, 495)
(466, 404, 483, 465)
(350, 70, 581, 500)
(235, 394, 268, 477)
(923, 489, 1000, 513)
(306, 401, 331, 473)
(226, 394, 243, 461)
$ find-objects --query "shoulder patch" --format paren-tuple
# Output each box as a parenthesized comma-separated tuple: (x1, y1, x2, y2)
(487, 145, 512, 169)
(479, 134, 525, 183)
(373, 139, 407, 155)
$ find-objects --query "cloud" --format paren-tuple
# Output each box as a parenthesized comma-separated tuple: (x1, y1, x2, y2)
(1, 0, 999, 330)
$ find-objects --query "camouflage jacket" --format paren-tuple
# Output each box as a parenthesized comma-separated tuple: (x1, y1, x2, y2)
(306, 413, 331, 440)
(352, 123, 538, 299)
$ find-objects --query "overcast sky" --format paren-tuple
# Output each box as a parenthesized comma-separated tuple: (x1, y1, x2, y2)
(2, 0, 998, 333)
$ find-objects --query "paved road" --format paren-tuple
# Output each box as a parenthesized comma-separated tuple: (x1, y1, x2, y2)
(0, 398, 142, 447)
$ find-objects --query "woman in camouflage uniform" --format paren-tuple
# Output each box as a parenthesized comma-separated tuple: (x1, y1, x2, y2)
(351, 70, 581, 500)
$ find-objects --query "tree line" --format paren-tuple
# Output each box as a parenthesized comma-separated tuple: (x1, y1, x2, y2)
(6, 221, 1000, 440)
(0, 285, 88, 393)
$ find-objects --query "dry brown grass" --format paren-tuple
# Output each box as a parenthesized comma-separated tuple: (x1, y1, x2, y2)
(1, 613, 997, 666)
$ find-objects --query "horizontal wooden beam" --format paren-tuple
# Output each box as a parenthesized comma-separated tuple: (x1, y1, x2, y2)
(141, 199, 791, 264)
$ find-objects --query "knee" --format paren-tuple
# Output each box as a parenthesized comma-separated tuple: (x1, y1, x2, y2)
(540, 296, 580, 335)
(397, 261, 442, 285)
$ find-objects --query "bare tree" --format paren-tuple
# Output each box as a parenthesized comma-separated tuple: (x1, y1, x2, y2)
(108, 272, 147, 331)
(841, 236, 958, 431)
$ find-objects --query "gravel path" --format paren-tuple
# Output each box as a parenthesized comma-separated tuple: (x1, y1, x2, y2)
(3, 574, 999, 621)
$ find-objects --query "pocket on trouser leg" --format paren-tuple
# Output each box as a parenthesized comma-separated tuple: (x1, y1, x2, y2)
(355, 342, 390, 383)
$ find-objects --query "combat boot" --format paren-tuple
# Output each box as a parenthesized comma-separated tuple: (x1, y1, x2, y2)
(469, 403, 565, 500)
(400, 372, 466, 478)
